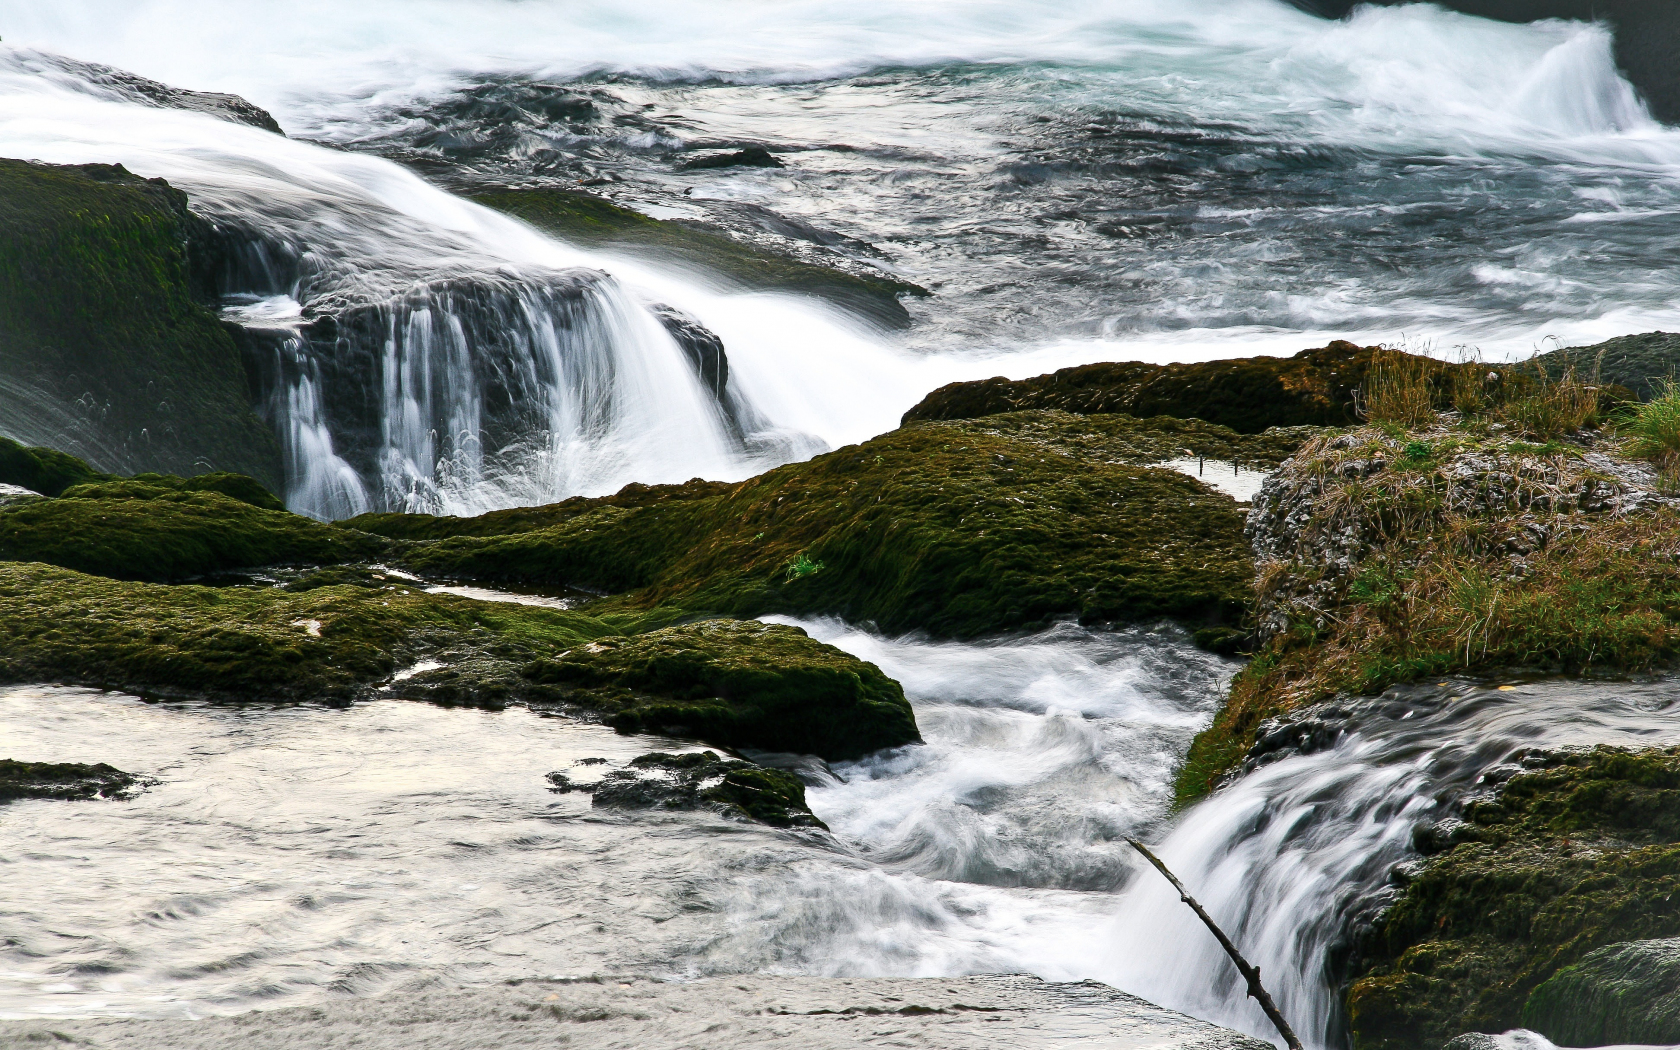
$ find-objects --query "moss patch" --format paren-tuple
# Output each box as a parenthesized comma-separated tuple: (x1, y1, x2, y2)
(473, 187, 926, 328)
(0, 158, 281, 486)
(398, 415, 1258, 638)
(0, 490, 388, 582)
(0, 435, 114, 496)
(1347, 747, 1680, 1050)
(0, 562, 920, 757)
(558, 750, 827, 829)
(523, 620, 916, 761)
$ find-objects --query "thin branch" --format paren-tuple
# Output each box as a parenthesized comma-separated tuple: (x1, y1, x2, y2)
(1126, 838, 1304, 1050)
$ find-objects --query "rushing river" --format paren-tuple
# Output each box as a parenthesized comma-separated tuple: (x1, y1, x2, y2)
(5, 2, 1680, 1047)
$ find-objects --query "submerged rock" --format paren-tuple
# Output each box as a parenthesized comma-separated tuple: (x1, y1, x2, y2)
(678, 147, 785, 170)
(552, 750, 827, 829)
(28, 53, 285, 133)
(0, 759, 141, 802)
(472, 186, 925, 328)
(0, 973, 1275, 1050)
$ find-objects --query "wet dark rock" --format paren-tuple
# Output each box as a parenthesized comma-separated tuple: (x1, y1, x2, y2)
(552, 750, 826, 829)
(678, 147, 785, 171)
(1522, 938, 1680, 1045)
(0, 158, 284, 488)
(34, 53, 285, 134)
(0, 759, 142, 802)
(471, 187, 924, 328)
(1533, 331, 1680, 402)
(649, 303, 728, 398)
(0, 435, 113, 497)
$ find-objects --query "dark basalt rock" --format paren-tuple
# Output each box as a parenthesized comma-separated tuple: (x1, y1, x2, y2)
(550, 750, 827, 829)
(1287, 1, 1680, 125)
(678, 147, 785, 171)
(0, 759, 142, 802)
(903, 341, 1404, 433)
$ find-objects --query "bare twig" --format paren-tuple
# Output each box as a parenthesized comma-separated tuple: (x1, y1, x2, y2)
(1126, 838, 1304, 1050)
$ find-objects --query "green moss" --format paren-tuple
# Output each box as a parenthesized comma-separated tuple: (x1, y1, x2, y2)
(400, 415, 1257, 638)
(523, 619, 917, 761)
(0, 562, 920, 756)
(472, 187, 926, 328)
(62, 471, 285, 510)
(0, 159, 281, 486)
(1522, 938, 1680, 1045)
(0, 491, 388, 581)
(1347, 747, 1680, 1050)
(573, 751, 827, 829)
(0, 759, 140, 802)
(903, 340, 1398, 433)
(0, 435, 114, 496)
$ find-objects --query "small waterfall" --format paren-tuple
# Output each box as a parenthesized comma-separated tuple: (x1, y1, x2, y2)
(1101, 678, 1680, 1049)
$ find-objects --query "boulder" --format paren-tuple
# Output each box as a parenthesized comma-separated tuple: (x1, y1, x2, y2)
(1522, 938, 1680, 1046)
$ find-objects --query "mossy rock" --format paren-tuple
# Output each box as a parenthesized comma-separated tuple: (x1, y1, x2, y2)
(473, 187, 926, 328)
(0, 490, 387, 582)
(903, 341, 1419, 433)
(63, 471, 285, 510)
(0, 562, 920, 757)
(1346, 746, 1680, 1050)
(0, 759, 140, 802)
(1521, 938, 1680, 1045)
(0, 158, 281, 486)
(395, 414, 1258, 638)
(523, 620, 917, 761)
(0, 435, 113, 497)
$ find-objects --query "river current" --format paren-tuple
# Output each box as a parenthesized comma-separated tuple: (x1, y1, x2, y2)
(4, 2, 1680, 1047)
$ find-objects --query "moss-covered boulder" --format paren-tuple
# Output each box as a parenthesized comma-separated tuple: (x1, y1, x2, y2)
(62, 470, 286, 510)
(522, 620, 916, 761)
(903, 341, 1415, 432)
(0, 562, 920, 757)
(1521, 938, 1680, 1045)
(0, 435, 114, 497)
(1346, 747, 1680, 1050)
(473, 187, 925, 327)
(1177, 423, 1680, 805)
(384, 414, 1262, 638)
(0, 759, 141, 802)
(0, 489, 386, 581)
(0, 158, 281, 486)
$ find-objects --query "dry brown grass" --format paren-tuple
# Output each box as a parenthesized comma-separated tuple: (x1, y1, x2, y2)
(1360, 348, 1438, 427)
(1497, 359, 1601, 439)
